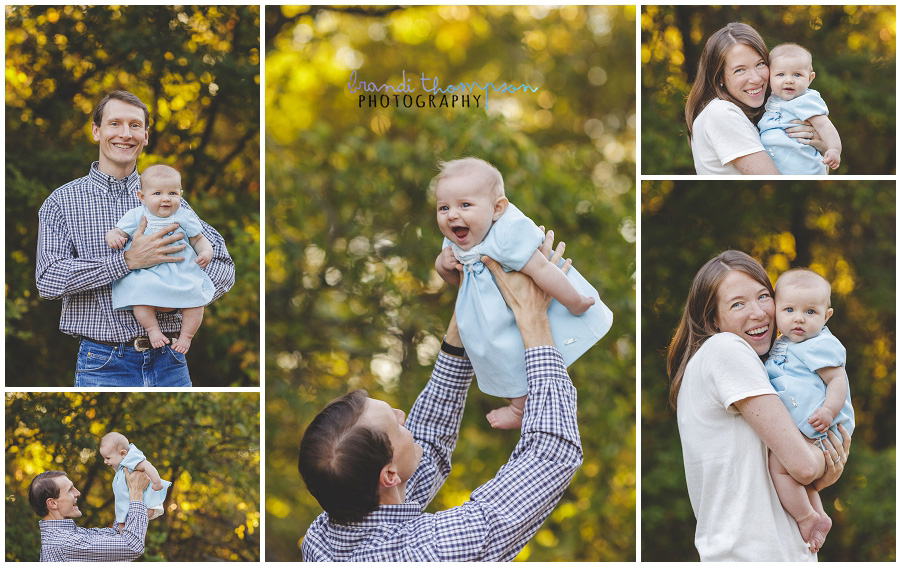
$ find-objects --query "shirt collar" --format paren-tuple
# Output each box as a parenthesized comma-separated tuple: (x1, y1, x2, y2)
(39, 518, 76, 532)
(328, 502, 422, 530)
(88, 161, 140, 195)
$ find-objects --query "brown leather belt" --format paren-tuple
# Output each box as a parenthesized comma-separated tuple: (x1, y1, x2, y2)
(78, 334, 179, 352)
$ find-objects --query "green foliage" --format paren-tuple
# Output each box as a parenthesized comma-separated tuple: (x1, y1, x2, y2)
(5, 6, 261, 385)
(641, 5, 896, 174)
(641, 181, 895, 560)
(264, 6, 635, 561)
(6, 392, 260, 561)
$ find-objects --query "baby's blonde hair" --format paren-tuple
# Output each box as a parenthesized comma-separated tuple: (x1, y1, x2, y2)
(775, 268, 832, 307)
(140, 164, 182, 190)
(100, 431, 129, 451)
(434, 157, 505, 199)
(769, 43, 813, 71)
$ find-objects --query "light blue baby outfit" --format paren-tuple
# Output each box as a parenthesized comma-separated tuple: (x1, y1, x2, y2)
(112, 204, 215, 310)
(443, 203, 613, 398)
(765, 327, 854, 442)
(112, 443, 172, 524)
(757, 89, 829, 175)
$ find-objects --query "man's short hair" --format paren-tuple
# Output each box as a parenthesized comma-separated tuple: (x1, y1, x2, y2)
(298, 390, 394, 525)
(92, 90, 150, 129)
(28, 471, 67, 517)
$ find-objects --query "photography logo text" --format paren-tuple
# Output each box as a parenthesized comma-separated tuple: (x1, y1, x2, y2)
(348, 70, 537, 109)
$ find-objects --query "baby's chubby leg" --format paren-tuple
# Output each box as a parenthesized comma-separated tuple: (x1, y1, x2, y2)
(133, 306, 170, 348)
(768, 448, 828, 551)
(172, 306, 204, 354)
(486, 395, 525, 430)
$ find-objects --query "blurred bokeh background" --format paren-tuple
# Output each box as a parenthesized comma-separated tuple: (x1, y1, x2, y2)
(6, 392, 260, 561)
(5, 6, 260, 385)
(264, 5, 636, 561)
(641, 5, 895, 174)
(641, 181, 895, 561)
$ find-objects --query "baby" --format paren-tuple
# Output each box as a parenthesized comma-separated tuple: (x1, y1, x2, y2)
(758, 43, 842, 174)
(99, 431, 172, 530)
(434, 157, 612, 429)
(765, 269, 854, 552)
(105, 164, 215, 353)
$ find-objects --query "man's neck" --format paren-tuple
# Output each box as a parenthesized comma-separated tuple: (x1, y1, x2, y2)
(97, 159, 136, 181)
(378, 483, 407, 506)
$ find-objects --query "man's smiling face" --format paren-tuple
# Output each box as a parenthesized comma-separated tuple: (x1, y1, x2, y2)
(91, 99, 148, 178)
(50, 475, 82, 519)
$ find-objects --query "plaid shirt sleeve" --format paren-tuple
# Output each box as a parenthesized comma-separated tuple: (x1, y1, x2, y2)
(36, 188, 130, 300)
(430, 346, 582, 561)
(42, 502, 148, 562)
(403, 350, 474, 508)
(179, 199, 235, 301)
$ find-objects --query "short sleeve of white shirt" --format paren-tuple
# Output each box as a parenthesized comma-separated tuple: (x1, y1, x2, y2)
(691, 99, 766, 174)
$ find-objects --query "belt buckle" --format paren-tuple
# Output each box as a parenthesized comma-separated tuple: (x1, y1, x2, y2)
(133, 337, 152, 352)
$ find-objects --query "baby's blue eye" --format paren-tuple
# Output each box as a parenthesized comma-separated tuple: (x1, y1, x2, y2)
(806, 309, 815, 315)
(461, 203, 471, 208)
(785, 307, 794, 312)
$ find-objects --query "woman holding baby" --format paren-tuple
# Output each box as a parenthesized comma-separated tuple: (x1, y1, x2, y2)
(667, 250, 851, 560)
(685, 22, 828, 174)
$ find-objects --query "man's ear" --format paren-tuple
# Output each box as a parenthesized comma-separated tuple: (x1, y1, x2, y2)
(378, 463, 401, 489)
(46, 497, 58, 511)
(91, 122, 100, 141)
(824, 307, 833, 323)
(492, 196, 509, 221)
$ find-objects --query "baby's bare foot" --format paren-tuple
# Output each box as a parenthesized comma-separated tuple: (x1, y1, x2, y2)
(147, 328, 170, 349)
(808, 513, 832, 552)
(172, 335, 192, 354)
(486, 404, 523, 430)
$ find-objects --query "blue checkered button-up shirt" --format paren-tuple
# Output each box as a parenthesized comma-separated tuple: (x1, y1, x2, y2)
(35, 163, 235, 342)
(301, 346, 583, 561)
(39, 501, 148, 561)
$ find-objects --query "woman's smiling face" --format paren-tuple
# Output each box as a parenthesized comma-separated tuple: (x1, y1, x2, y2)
(714, 270, 775, 355)
(722, 43, 769, 108)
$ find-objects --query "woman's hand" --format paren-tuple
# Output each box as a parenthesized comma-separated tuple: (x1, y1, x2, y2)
(786, 119, 827, 154)
(813, 424, 852, 491)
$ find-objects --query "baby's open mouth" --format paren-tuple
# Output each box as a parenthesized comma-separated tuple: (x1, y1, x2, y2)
(452, 226, 469, 239)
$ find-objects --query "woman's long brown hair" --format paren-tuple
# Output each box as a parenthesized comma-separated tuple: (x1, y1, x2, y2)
(666, 250, 775, 409)
(685, 22, 770, 140)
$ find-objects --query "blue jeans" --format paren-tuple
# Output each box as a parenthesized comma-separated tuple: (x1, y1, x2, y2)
(74, 339, 192, 387)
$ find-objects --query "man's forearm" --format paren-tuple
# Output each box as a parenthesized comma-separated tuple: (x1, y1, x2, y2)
(403, 349, 473, 507)
(119, 501, 149, 559)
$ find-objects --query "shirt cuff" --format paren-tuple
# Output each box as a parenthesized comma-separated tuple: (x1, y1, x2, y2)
(106, 250, 131, 280)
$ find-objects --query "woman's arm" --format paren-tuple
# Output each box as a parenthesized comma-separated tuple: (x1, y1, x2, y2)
(733, 393, 825, 485)
(786, 120, 827, 154)
(731, 151, 781, 175)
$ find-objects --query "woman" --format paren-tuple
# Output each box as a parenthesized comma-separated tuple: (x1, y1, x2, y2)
(685, 23, 824, 174)
(667, 250, 850, 561)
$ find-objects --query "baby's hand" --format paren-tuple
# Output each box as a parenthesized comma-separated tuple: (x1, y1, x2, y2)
(435, 246, 462, 285)
(195, 250, 213, 269)
(822, 149, 841, 170)
(808, 407, 835, 433)
(105, 230, 128, 250)
(152, 481, 164, 491)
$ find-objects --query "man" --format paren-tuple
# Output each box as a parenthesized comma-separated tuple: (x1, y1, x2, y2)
(298, 233, 583, 560)
(35, 90, 235, 386)
(29, 468, 151, 561)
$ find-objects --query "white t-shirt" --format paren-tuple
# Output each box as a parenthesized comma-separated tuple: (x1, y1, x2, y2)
(676, 332, 816, 561)
(691, 99, 766, 175)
